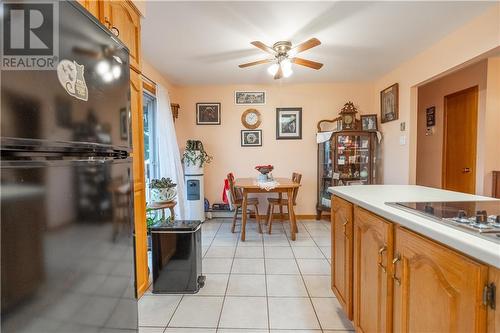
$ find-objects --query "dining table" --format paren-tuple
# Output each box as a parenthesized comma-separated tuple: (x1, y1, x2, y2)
(234, 177, 300, 241)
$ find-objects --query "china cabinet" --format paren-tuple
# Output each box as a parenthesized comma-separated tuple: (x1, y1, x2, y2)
(317, 129, 377, 219)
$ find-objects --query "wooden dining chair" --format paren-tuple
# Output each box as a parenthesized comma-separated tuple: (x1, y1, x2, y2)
(227, 173, 262, 234)
(266, 172, 302, 234)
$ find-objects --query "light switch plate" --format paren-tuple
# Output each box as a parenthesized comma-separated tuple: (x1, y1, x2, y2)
(399, 135, 406, 145)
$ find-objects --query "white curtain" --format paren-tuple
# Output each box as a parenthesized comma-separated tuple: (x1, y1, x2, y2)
(155, 84, 188, 219)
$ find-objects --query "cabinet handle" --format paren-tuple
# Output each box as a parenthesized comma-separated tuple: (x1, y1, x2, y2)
(342, 218, 349, 237)
(104, 17, 120, 37)
(392, 254, 401, 286)
(377, 245, 387, 273)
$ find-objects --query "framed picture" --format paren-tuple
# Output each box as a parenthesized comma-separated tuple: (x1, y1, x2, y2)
(276, 107, 302, 139)
(380, 83, 399, 123)
(119, 108, 128, 139)
(361, 114, 378, 131)
(426, 106, 436, 127)
(235, 91, 265, 105)
(241, 130, 262, 147)
(196, 103, 221, 125)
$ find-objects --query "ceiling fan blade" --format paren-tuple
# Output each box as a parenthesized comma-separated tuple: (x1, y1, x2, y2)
(290, 38, 321, 55)
(238, 59, 274, 68)
(251, 41, 276, 55)
(291, 57, 323, 70)
(274, 64, 283, 80)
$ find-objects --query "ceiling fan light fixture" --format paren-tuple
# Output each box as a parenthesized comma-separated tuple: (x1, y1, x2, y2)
(283, 66, 293, 78)
(267, 63, 279, 76)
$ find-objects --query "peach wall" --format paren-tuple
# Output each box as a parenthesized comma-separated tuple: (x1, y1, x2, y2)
(416, 60, 487, 192)
(141, 59, 178, 100)
(484, 57, 500, 196)
(373, 4, 500, 185)
(174, 83, 375, 214)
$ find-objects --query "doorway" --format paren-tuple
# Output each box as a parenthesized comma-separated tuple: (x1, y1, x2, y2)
(442, 86, 478, 194)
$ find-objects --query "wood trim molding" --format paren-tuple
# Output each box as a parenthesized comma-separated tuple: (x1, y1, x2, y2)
(142, 78, 156, 95)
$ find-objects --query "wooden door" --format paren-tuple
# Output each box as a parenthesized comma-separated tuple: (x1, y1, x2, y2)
(331, 196, 354, 319)
(130, 69, 148, 297)
(76, 0, 100, 18)
(102, 0, 141, 71)
(393, 226, 488, 332)
(353, 207, 393, 333)
(487, 266, 500, 333)
(443, 86, 478, 194)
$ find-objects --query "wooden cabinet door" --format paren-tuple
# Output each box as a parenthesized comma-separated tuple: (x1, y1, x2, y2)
(488, 266, 500, 333)
(393, 226, 488, 333)
(331, 196, 354, 319)
(130, 69, 148, 297)
(76, 0, 100, 18)
(353, 207, 393, 333)
(102, 0, 141, 71)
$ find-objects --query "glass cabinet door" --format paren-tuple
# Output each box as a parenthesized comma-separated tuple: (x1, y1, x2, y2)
(333, 133, 372, 185)
(317, 140, 333, 210)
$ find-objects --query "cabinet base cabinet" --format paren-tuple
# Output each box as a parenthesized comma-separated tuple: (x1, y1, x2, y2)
(393, 226, 488, 333)
(487, 266, 500, 333)
(353, 207, 393, 333)
(331, 196, 354, 319)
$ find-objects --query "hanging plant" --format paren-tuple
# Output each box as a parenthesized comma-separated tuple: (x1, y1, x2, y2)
(182, 140, 213, 167)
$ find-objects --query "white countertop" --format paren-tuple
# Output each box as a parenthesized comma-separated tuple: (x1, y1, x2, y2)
(328, 185, 500, 268)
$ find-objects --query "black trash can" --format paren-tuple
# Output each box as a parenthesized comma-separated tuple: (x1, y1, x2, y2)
(150, 220, 205, 294)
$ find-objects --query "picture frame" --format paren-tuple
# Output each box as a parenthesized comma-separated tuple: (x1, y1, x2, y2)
(426, 106, 436, 127)
(119, 108, 128, 139)
(276, 107, 302, 140)
(235, 91, 266, 105)
(380, 83, 399, 123)
(361, 114, 378, 131)
(241, 130, 262, 147)
(196, 103, 221, 125)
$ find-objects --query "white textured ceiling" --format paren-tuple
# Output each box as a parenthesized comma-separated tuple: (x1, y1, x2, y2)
(141, 1, 494, 85)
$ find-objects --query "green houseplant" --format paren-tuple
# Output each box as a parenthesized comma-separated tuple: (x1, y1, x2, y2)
(182, 140, 213, 172)
(150, 177, 177, 203)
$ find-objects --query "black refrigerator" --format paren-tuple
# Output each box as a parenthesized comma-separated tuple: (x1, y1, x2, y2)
(1, 1, 138, 332)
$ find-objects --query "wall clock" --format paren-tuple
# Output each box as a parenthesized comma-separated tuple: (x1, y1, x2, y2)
(241, 108, 262, 129)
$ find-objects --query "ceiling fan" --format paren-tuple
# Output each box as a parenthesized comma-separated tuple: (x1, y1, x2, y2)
(238, 38, 323, 80)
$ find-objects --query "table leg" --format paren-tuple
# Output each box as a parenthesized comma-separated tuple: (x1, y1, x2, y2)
(169, 207, 175, 220)
(241, 190, 248, 241)
(287, 188, 296, 241)
(279, 193, 284, 221)
(161, 209, 166, 221)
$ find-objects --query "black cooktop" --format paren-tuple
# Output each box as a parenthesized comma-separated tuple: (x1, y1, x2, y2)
(394, 201, 500, 219)
(388, 200, 500, 243)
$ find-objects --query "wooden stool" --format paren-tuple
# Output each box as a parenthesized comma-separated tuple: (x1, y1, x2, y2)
(148, 201, 177, 220)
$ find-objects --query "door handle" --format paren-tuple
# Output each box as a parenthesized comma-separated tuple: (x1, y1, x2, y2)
(377, 245, 387, 273)
(462, 167, 471, 173)
(392, 254, 401, 286)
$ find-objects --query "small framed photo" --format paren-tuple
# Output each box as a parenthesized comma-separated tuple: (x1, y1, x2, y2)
(380, 83, 399, 123)
(196, 103, 221, 125)
(276, 107, 302, 140)
(235, 91, 265, 105)
(426, 106, 436, 127)
(361, 114, 378, 131)
(241, 130, 262, 147)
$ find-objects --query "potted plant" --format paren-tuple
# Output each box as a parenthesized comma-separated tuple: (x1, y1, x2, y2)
(150, 177, 177, 203)
(182, 140, 213, 174)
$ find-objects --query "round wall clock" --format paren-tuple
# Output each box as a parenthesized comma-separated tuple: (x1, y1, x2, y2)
(241, 108, 262, 129)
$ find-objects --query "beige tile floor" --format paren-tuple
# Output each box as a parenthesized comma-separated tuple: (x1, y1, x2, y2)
(139, 218, 354, 333)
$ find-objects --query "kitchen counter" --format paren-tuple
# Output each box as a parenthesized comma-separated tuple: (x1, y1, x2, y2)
(328, 185, 500, 268)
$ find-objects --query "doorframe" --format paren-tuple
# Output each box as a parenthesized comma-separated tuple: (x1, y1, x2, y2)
(441, 85, 478, 192)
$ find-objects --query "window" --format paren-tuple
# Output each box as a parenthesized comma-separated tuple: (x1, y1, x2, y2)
(143, 91, 158, 201)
